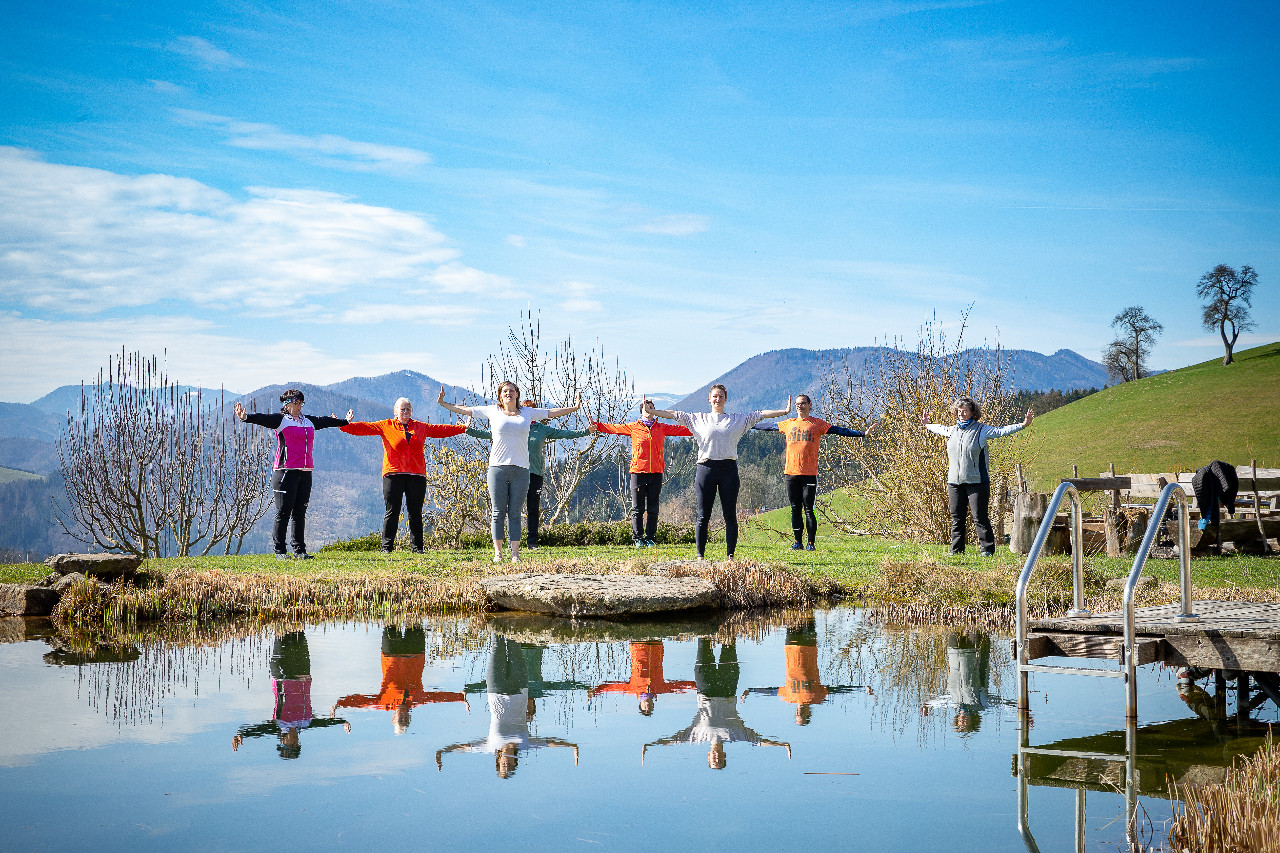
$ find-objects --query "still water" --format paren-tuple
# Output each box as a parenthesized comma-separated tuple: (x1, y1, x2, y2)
(1, 607, 1275, 852)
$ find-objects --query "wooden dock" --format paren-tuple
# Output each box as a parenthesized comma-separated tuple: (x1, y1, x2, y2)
(1027, 600, 1280, 675)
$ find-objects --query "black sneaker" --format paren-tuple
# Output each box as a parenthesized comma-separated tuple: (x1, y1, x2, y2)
(805, 543, 816, 551)
(274, 552, 290, 561)
(295, 552, 314, 560)
(410, 547, 424, 554)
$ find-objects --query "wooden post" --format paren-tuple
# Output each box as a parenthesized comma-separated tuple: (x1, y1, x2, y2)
(1104, 462, 1124, 557)
(1015, 463, 1028, 494)
(1124, 509, 1148, 555)
(1011, 492, 1048, 554)
(1253, 459, 1272, 554)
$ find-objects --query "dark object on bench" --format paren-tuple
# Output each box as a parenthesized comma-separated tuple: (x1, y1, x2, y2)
(1192, 460, 1239, 526)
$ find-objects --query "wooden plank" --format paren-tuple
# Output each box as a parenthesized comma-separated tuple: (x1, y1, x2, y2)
(1025, 633, 1164, 664)
(1063, 477, 1131, 492)
(1161, 634, 1280, 671)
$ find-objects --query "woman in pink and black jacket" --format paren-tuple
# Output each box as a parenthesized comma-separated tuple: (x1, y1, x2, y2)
(235, 389, 352, 560)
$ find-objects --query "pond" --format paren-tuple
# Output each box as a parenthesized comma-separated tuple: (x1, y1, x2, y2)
(1, 607, 1275, 851)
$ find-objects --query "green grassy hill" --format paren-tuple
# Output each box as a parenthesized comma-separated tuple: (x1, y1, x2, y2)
(1015, 341, 1280, 487)
(0, 466, 42, 484)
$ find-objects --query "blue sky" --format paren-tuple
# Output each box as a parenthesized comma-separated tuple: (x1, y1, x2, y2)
(1, 0, 1276, 403)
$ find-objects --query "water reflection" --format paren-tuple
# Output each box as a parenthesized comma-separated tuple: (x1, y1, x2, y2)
(922, 630, 1015, 734)
(742, 618, 874, 726)
(232, 631, 350, 759)
(643, 639, 790, 769)
(333, 625, 468, 734)
(589, 641, 694, 716)
(437, 635, 580, 777)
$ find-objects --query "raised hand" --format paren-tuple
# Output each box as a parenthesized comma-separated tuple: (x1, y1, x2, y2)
(233, 402, 247, 421)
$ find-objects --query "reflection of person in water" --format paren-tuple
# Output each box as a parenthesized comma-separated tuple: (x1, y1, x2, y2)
(232, 631, 349, 759)
(741, 620, 875, 725)
(331, 625, 468, 734)
(921, 631, 1008, 734)
(438, 636, 579, 778)
(590, 641, 697, 715)
(643, 639, 790, 769)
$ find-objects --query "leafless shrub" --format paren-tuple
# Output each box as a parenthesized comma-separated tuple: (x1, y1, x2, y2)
(56, 350, 271, 557)
(423, 443, 490, 546)
(818, 310, 1033, 543)
(1170, 733, 1280, 852)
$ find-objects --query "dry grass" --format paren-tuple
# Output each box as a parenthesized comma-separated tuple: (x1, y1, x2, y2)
(1169, 733, 1280, 853)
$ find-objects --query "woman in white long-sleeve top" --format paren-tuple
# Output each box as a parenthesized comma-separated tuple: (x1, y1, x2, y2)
(924, 397, 1034, 556)
(643, 385, 791, 561)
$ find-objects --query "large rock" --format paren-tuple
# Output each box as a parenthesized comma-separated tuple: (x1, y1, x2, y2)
(481, 573, 719, 617)
(44, 553, 142, 579)
(0, 584, 60, 616)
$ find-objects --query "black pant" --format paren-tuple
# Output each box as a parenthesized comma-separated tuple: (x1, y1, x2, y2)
(382, 474, 427, 551)
(948, 482, 994, 554)
(787, 475, 817, 545)
(526, 473, 543, 546)
(631, 472, 663, 541)
(271, 469, 313, 554)
(694, 638, 740, 697)
(695, 460, 740, 558)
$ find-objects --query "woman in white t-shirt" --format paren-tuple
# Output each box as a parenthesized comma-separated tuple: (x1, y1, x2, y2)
(643, 384, 790, 561)
(438, 382, 582, 562)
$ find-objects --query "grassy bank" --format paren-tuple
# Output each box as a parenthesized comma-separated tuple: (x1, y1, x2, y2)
(1013, 341, 1280, 487)
(5, 508, 1277, 630)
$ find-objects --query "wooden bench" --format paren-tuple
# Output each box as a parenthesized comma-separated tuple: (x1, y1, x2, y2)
(1060, 465, 1280, 555)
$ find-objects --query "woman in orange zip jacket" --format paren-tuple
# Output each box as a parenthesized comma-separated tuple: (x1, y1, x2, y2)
(594, 406, 692, 547)
(340, 397, 466, 553)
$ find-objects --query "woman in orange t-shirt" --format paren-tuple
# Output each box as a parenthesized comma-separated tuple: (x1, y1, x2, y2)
(754, 394, 874, 551)
(341, 397, 467, 553)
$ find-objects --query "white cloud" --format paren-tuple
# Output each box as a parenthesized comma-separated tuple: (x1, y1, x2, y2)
(505, 234, 527, 247)
(167, 36, 246, 68)
(0, 313, 446, 402)
(631, 214, 709, 236)
(0, 148, 488, 315)
(329, 304, 481, 325)
(174, 111, 431, 172)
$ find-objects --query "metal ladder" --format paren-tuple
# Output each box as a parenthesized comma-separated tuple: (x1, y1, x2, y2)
(1014, 480, 1198, 721)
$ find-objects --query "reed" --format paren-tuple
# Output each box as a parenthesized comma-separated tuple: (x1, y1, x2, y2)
(1169, 732, 1280, 853)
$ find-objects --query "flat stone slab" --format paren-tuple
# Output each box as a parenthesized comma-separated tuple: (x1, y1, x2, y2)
(0, 584, 59, 617)
(44, 553, 142, 578)
(481, 573, 718, 617)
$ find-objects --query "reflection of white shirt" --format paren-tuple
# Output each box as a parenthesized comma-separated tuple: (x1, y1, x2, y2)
(925, 648, 992, 711)
(670, 695, 761, 744)
(452, 689, 562, 754)
(473, 406, 550, 468)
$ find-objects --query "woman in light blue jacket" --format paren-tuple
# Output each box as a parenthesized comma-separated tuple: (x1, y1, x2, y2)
(924, 397, 1033, 556)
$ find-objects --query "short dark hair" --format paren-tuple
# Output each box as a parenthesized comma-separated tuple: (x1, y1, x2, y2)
(279, 389, 305, 408)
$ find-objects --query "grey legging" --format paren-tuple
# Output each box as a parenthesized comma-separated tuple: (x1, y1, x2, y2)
(488, 464, 531, 542)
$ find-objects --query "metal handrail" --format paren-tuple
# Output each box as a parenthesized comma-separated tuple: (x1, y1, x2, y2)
(1016, 481, 1087, 712)
(1121, 481, 1197, 717)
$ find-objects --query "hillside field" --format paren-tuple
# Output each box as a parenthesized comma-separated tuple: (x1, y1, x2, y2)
(1014, 342, 1280, 488)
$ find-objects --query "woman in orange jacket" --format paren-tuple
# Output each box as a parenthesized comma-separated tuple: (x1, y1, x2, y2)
(594, 405, 693, 547)
(340, 397, 467, 553)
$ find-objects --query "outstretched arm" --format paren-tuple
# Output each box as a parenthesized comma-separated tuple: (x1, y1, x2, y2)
(758, 396, 792, 420)
(827, 425, 866, 438)
(641, 400, 677, 420)
(438, 386, 474, 418)
(546, 390, 584, 419)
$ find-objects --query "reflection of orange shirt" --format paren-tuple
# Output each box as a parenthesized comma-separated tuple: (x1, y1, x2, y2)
(778, 644, 827, 706)
(775, 416, 832, 476)
(594, 421, 693, 474)
(339, 419, 466, 477)
(334, 654, 467, 709)
(589, 642, 696, 697)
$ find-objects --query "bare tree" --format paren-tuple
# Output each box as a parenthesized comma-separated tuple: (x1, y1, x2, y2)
(480, 310, 635, 524)
(1105, 306, 1163, 383)
(1197, 264, 1258, 365)
(819, 311, 1028, 544)
(422, 442, 490, 546)
(56, 350, 272, 557)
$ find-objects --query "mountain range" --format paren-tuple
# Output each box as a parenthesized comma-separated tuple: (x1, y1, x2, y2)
(0, 346, 1108, 556)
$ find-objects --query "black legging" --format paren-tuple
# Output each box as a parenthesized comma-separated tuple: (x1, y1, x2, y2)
(382, 474, 427, 551)
(947, 482, 994, 554)
(631, 472, 663, 541)
(786, 475, 817, 545)
(695, 460, 740, 558)
(271, 469, 313, 554)
(526, 473, 543, 547)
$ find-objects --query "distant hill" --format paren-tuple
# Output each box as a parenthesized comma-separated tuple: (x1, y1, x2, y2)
(1015, 342, 1280, 486)
(671, 347, 1108, 412)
